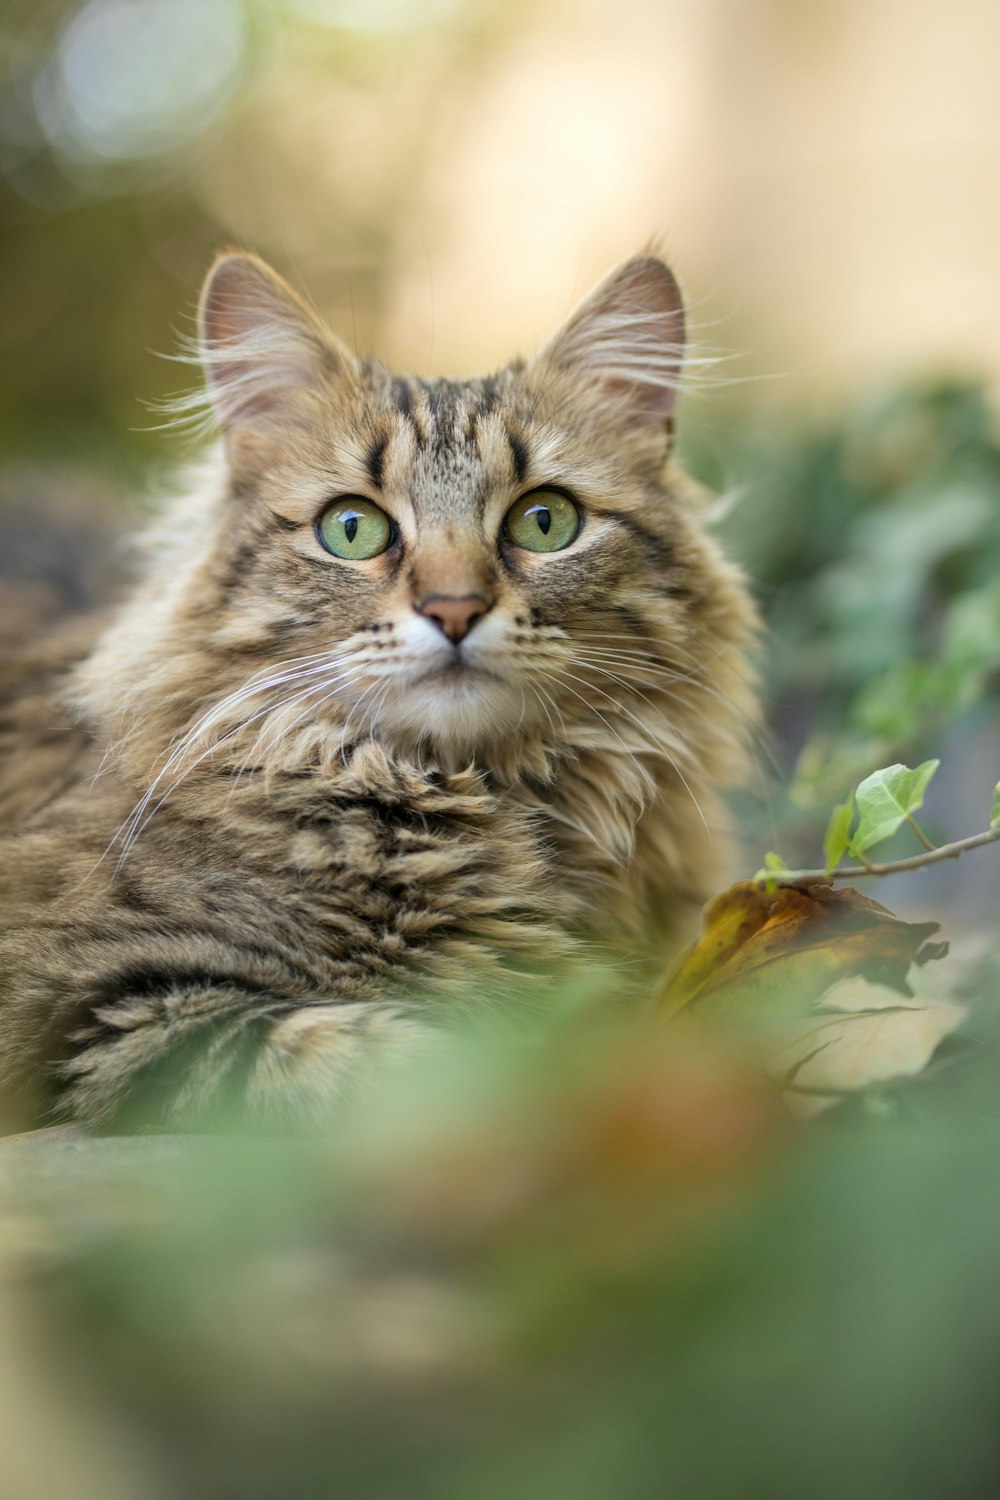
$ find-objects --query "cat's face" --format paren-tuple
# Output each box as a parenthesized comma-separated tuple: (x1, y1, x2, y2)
(130, 251, 744, 777)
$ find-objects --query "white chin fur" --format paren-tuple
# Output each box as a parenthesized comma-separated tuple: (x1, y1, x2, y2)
(376, 666, 531, 751)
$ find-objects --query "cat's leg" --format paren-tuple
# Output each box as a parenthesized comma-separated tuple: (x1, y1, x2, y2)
(59, 985, 433, 1131)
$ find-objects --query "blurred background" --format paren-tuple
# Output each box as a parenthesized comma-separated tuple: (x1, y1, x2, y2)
(2, 4, 1000, 1496)
(3, 0, 1000, 432)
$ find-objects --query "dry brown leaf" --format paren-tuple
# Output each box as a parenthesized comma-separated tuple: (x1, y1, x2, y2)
(659, 881, 948, 1025)
(657, 881, 956, 1101)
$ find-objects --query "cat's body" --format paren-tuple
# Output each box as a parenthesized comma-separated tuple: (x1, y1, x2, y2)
(0, 253, 757, 1130)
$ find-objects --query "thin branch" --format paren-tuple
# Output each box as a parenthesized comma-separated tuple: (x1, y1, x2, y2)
(761, 823, 1000, 887)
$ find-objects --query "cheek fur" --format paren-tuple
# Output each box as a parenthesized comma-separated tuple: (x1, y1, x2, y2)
(504, 526, 640, 627)
(204, 520, 402, 652)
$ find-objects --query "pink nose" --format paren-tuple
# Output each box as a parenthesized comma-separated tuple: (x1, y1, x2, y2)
(416, 594, 491, 645)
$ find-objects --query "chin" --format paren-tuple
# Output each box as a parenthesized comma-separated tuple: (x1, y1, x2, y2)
(373, 666, 534, 756)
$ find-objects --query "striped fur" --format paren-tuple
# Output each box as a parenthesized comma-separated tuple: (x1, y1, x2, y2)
(0, 252, 758, 1130)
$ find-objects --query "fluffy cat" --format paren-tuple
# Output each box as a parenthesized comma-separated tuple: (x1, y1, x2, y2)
(0, 251, 757, 1130)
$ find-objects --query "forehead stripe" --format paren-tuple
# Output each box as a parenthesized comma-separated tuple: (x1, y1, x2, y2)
(365, 432, 388, 488)
(503, 420, 529, 485)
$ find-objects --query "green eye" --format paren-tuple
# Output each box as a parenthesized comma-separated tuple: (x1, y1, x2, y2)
(317, 497, 394, 560)
(504, 489, 581, 553)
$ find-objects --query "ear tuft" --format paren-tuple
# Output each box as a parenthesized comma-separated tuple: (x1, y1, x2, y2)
(536, 255, 686, 423)
(198, 252, 351, 431)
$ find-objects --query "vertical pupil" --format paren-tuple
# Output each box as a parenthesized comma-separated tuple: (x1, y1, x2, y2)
(344, 514, 359, 544)
(535, 506, 551, 535)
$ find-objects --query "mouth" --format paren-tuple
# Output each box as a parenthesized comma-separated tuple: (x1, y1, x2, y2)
(416, 653, 502, 686)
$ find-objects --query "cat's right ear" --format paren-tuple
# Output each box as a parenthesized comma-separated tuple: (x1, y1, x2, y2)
(198, 251, 357, 437)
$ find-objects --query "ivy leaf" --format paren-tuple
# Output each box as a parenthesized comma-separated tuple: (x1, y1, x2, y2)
(991, 782, 1000, 830)
(849, 761, 940, 857)
(823, 795, 855, 875)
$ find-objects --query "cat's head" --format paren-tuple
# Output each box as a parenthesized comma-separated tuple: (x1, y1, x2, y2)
(80, 250, 754, 793)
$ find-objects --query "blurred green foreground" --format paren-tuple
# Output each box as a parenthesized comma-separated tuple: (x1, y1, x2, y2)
(3, 967, 1000, 1500)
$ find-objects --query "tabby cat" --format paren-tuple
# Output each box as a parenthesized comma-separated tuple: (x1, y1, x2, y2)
(0, 251, 757, 1130)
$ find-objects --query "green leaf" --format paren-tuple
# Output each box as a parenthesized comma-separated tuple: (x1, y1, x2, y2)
(849, 761, 940, 857)
(823, 795, 855, 875)
(991, 782, 1000, 830)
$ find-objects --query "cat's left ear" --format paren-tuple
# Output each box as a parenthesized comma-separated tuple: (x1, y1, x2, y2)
(533, 255, 686, 433)
(198, 250, 357, 436)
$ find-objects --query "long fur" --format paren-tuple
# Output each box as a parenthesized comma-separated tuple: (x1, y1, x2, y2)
(0, 252, 759, 1131)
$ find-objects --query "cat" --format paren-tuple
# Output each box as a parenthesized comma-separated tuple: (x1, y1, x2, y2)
(0, 250, 758, 1131)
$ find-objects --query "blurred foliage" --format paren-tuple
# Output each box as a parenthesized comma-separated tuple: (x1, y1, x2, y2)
(683, 381, 1000, 870)
(3, 973, 1000, 1500)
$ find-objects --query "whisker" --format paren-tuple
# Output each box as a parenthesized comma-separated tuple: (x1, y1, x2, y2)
(104, 653, 362, 871)
(572, 656, 724, 737)
(573, 633, 761, 712)
(117, 663, 338, 830)
(528, 679, 561, 740)
(542, 666, 656, 795)
(572, 651, 755, 737)
(546, 663, 711, 836)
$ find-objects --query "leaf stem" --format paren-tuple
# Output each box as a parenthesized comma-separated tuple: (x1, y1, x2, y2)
(760, 823, 1000, 887)
(906, 815, 937, 852)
